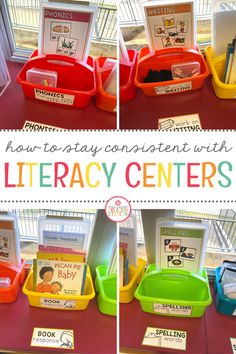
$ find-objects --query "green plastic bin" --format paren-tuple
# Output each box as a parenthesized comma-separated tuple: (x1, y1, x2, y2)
(95, 265, 117, 316)
(135, 264, 212, 318)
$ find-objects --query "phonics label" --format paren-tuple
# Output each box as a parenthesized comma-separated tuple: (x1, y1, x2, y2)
(142, 327, 187, 351)
(31, 327, 74, 349)
(34, 89, 75, 105)
(40, 298, 76, 309)
(155, 81, 192, 95)
(153, 303, 192, 316)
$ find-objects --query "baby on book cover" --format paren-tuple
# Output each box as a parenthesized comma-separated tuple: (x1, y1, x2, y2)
(33, 259, 87, 296)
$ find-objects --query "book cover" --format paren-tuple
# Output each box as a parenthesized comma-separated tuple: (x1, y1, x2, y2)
(33, 259, 87, 296)
(0, 215, 21, 267)
(223, 39, 236, 84)
(143, 0, 195, 51)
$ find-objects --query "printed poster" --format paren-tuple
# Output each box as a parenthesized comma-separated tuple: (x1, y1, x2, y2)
(143, 1, 194, 50)
(40, 3, 96, 61)
(157, 223, 206, 273)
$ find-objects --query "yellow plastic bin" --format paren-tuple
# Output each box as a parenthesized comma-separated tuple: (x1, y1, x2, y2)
(23, 266, 95, 310)
(205, 46, 236, 99)
(120, 258, 146, 303)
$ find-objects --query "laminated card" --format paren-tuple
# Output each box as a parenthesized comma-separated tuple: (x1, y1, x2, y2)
(143, 0, 195, 51)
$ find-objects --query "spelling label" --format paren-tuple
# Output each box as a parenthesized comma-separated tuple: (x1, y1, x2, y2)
(31, 327, 74, 349)
(153, 303, 192, 316)
(154, 81, 192, 95)
(34, 89, 75, 105)
(40, 298, 76, 310)
(142, 327, 187, 351)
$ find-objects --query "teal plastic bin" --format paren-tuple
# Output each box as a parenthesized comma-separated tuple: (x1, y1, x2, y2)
(95, 265, 117, 316)
(135, 264, 212, 317)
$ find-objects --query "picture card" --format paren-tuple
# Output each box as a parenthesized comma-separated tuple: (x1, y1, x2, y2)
(142, 0, 195, 51)
(142, 327, 187, 351)
(157, 218, 208, 273)
(31, 327, 74, 349)
(158, 113, 201, 131)
(39, 2, 97, 61)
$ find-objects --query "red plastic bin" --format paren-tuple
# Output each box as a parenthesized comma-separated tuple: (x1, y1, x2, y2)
(17, 50, 96, 108)
(120, 49, 138, 103)
(0, 259, 25, 303)
(95, 57, 117, 113)
(135, 46, 209, 96)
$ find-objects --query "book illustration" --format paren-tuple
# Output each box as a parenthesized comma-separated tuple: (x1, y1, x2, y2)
(50, 22, 72, 41)
(56, 36, 79, 57)
(176, 21, 188, 33)
(167, 255, 183, 268)
(154, 25, 166, 37)
(163, 16, 175, 29)
(33, 259, 87, 296)
(180, 246, 196, 261)
(164, 239, 181, 253)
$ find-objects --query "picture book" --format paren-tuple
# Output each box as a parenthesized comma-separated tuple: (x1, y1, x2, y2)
(119, 242, 129, 287)
(223, 39, 236, 84)
(38, 2, 97, 61)
(0, 214, 21, 267)
(33, 259, 87, 295)
(156, 218, 208, 274)
(36, 251, 85, 263)
(142, 0, 195, 52)
(38, 244, 86, 259)
(119, 226, 137, 266)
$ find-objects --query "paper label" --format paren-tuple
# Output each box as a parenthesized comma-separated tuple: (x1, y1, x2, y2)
(40, 298, 76, 309)
(154, 81, 192, 95)
(23, 120, 63, 131)
(231, 338, 236, 353)
(232, 309, 236, 316)
(142, 327, 187, 351)
(34, 88, 75, 105)
(158, 113, 201, 131)
(31, 327, 74, 349)
(153, 303, 192, 316)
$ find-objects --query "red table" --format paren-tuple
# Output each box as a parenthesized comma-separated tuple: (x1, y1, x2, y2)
(0, 286, 116, 354)
(0, 62, 116, 129)
(120, 77, 236, 129)
(120, 284, 235, 353)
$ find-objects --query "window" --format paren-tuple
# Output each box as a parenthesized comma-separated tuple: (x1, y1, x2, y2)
(0, 0, 117, 61)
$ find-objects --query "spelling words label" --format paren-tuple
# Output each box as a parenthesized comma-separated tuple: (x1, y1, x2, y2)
(142, 327, 187, 351)
(153, 303, 192, 316)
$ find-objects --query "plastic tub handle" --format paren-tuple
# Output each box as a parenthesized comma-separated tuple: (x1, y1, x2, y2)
(154, 47, 200, 58)
(44, 53, 78, 65)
